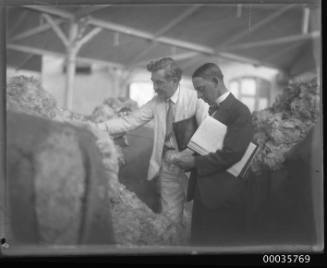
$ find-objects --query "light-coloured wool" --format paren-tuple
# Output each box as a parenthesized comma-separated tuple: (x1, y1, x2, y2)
(250, 78, 320, 173)
(7, 75, 319, 245)
(6, 75, 188, 245)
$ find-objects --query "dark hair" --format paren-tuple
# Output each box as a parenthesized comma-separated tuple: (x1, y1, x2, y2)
(146, 57, 182, 82)
(192, 63, 224, 81)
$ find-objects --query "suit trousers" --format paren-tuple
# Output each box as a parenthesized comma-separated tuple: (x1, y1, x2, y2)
(158, 153, 188, 226)
(190, 183, 246, 246)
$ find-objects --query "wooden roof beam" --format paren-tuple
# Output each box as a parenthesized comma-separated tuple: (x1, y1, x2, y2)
(152, 5, 203, 39)
(263, 41, 303, 62)
(75, 27, 103, 51)
(74, 5, 111, 20)
(218, 4, 296, 48)
(24, 5, 74, 19)
(129, 4, 203, 64)
(23, 5, 277, 69)
(9, 18, 64, 42)
(42, 13, 69, 47)
(23, 6, 216, 54)
(224, 31, 320, 51)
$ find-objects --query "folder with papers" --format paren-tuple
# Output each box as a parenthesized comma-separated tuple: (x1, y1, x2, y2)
(173, 115, 257, 178)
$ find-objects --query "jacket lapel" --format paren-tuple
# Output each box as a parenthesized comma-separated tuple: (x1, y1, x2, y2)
(214, 93, 236, 126)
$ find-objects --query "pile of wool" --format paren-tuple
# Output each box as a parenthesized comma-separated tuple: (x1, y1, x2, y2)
(89, 97, 138, 123)
(7, 76, 58, 119)
(6, 75, 187, 245)
(250, 78, 320, 173)
(6, 75, 121, 170)
(6, 76, 89, 122)
(106, 171, 188, 245)
(7, 111, 115, 245)
(87, 128, 189, 245)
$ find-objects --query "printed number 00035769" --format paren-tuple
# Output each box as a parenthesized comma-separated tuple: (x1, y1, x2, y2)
(262, 255, 311, 264)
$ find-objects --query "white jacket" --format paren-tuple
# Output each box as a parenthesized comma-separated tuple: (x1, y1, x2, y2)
(98, 87, 209, 181)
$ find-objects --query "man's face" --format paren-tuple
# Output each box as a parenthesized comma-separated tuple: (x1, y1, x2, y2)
(151, 69, 178, 100)
(192, 76, 219, 105)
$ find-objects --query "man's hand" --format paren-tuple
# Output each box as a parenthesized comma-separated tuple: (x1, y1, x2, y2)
(166, 148, 195, 170)
(174, 153, 195, 170)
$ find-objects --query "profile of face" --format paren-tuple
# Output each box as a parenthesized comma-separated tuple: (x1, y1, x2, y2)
(192, 76, 219, 106)
(151, 69, 178, 100)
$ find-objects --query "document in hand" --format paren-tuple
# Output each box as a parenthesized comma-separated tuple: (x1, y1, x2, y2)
(187, 115, 258, 178)
(187, 115, 227, 155)
(226, 142, 258, 178)
(173, 115, 198, 151)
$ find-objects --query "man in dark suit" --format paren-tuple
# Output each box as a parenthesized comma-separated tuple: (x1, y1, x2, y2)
(172, 63, 254, 246)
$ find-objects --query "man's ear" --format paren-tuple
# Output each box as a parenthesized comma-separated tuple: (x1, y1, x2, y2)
(172, 79, 179, 86)
(212, 77, 219, 86)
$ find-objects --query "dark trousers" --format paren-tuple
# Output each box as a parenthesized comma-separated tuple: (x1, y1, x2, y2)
(190, 185, 246, 246)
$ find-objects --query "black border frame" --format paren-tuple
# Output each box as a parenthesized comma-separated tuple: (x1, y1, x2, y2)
(0, 0, 325, 266)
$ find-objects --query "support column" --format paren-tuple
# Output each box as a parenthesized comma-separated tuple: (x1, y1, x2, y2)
(43, 12, 102, 110)
(65, 47, 78, 110)
(309, 5, 323, 252)
(64, 22, 78, 110)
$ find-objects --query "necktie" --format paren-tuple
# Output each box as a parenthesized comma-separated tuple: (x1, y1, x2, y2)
(209, 103, 220, 116)
(165, 99, 174, 141)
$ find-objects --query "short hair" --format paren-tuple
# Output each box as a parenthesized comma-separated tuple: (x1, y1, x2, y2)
(146, 57, 182, 82)
(192, 63, 224, 81)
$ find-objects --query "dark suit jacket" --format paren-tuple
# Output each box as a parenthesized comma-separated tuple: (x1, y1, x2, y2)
(187, 93, 253, 209)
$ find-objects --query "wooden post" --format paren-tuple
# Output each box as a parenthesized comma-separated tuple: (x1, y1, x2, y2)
(65, 47, 78, 110)
(41, 12, 102, 110)
(64, 22, 78, 110)
(302, 7, 310, 34)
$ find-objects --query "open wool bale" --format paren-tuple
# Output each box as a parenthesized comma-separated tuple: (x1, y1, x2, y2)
(7, 76, 58, 119)
(7, 111, 115, 245)
(250, 78, 320, 174)
(6, 75, 187, 245)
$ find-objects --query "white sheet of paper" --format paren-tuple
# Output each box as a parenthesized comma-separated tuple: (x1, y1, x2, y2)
(188, 116, 227, 155)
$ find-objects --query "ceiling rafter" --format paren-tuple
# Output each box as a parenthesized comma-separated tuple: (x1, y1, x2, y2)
(224, 31, 320, 51)
(218, 4, 297, 49)
(129, 4, 203, 65)
(263, 41, 304, 62)
(75, 27, 103, 51)
(9, 18, 64, 42)
(23, 5, 277, 69)
(74, 5, 111, 20)
(42, 13, 69, 47)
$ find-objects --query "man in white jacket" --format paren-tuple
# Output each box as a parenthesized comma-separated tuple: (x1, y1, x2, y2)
(92, 58, 208, 235)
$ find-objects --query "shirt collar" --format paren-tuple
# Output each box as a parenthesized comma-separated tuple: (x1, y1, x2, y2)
(215, 91, 230, 105)
(169, 85, 180, 104)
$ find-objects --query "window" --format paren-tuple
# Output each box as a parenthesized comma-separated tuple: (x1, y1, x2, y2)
(240, 79, 256, 95)
(228, 77, 271, 112)
(229, 81, 239, 98)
